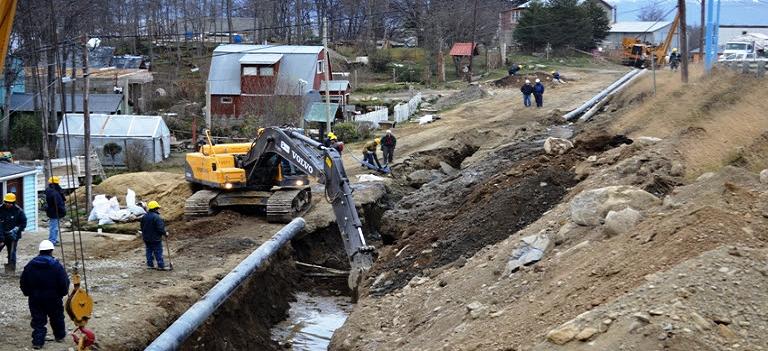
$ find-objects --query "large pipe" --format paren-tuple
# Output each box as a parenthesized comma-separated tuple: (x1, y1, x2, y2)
(563, 69, 641, 121)
(145, 218, 307, 351)
(579, 70, 648, 122)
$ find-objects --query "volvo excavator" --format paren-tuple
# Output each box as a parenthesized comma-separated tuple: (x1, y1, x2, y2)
(185, 127, 375, 275)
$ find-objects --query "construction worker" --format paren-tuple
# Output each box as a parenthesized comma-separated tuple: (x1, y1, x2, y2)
(362, 138, 382, 169)
(0, 193, 27, 274)
(381, 130, 397, 164)
(323, 132, 337, 147)
(669, 48, 681, 71)
(140, 201, 167, 270)
(534, 78, 546, 108)
(20, 240, 69, 349)
(44, 176, 66, 246)
(552, 71, 565, 84)
(508, 64, 521, 76)
(520, 80, 534, 107)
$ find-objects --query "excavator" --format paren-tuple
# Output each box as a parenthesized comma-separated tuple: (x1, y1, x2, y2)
(185, 127, 375, 275)
(622, 13, 680, 68)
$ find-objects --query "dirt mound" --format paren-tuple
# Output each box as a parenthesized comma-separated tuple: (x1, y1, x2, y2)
(433, 84, 489, 110)
(493, 71, 555, 87)
(95, 172, 193, 221)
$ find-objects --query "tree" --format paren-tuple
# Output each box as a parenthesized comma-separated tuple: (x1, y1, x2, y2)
(514, 0, 609, 51)
(637, 1, 666, 21)
(103, 143, 123, 169)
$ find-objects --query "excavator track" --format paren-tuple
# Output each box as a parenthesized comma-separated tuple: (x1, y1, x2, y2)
(184, 189, 219, 217)
(266, 187, 312, 223)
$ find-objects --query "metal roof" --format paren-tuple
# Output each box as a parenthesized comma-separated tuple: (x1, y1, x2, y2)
(320, 80, 350, 92)
(304, 102, 339, 122)
(449, 42, 477, 56)
(9, 93, 123, 113)
(239, 53, 283, 65)
(609, 21, 672, 33)
(56, 114, 170, 138)
(209, 45, 325, 96)
(0, 163, 36, 179)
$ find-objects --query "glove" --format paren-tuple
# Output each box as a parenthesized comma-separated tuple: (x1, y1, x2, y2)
(7, 227, 18, 240)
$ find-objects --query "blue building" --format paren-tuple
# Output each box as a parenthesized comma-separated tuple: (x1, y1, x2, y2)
(0, 163, 39, 232)
(0, 57, 25, 105)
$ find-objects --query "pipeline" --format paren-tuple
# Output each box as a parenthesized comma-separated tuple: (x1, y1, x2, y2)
(563, 69, 642, 121)
(145, 218, 307, 351)
(579, 69, 648, 122)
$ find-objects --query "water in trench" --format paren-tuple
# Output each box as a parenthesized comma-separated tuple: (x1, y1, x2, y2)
(271, 292, 353, 350)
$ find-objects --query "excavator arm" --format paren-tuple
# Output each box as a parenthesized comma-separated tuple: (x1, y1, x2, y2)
(0, 0, 18, 72)
(242, 127, 375, 280)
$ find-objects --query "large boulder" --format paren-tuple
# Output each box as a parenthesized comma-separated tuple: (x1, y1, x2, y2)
(570, 186, 660, 226)
(504, 232, 552, 276)
(544, 137, 574, 155)
(603, 207, 643, 235)
(406, 169, 443, 188)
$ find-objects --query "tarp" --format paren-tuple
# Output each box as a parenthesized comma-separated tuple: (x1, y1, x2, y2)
(304, 102, 339, 122)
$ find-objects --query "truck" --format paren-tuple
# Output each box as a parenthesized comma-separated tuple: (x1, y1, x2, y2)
(719, 32, 768, 61)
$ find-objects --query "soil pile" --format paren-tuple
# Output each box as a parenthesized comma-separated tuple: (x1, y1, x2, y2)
(95, 172, 193, 221)
(433, 84, 489, 110)
(493, 71, 555, 88)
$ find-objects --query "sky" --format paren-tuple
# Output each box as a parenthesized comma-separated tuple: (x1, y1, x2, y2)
(612, 0, 768, 25)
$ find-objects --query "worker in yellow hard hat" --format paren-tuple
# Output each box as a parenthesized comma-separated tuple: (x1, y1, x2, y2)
(669, 48, 681, 72)
(45, 176, 67, 246)
(140, 200, 168, 270)
(362, 138, 383, 169)
(0, 192, 27, 273)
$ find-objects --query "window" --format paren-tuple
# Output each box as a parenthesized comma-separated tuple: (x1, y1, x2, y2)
(220, 97, 233, 104)
(317, 60, 325, 74)
(259, 66, 274, 76)
(243, 66, 259, 76)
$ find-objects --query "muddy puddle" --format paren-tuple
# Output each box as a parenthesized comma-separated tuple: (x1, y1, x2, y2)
(271, 292, 353, 350)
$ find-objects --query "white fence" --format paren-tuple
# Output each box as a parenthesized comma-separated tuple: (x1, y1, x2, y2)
(354, 106, 389, 127)
(393, 93, 422, 123)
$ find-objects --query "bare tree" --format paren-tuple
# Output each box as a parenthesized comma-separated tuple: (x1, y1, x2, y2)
(637, 1, 667, 21)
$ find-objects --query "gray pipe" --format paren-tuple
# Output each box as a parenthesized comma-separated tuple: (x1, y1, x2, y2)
(563, 69, 641, 121)
(145, 218, 306, 351)
(579, 70, 648, 122)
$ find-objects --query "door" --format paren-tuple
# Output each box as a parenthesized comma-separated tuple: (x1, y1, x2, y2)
(6, 177, 23, 208)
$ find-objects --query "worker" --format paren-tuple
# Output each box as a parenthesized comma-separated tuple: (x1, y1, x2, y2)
(381, 130, 397, 165)
(533, 78, 546, 108)
(140, 201, 167, 270)
(669, 48, 681, 71)
(323, 132, 337, 147)
(44, 176, 66, 246)
(520, 80, 534, 107)
(552, 71, 565, 84)
(362, 138, 382, 169)
(0, 193, 27, 274)
(20, 240, 69, 350)
(508, 64, 521, 76)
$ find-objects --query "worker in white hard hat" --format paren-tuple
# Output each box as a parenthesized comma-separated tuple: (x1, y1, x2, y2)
(520, 79, 534, 107)
(44, 176, 66, 246)
(381, 129, 397, 165)
(533, 78, 546, 108)
(0, 192, 27, 273)
(20, 240, 69, 349)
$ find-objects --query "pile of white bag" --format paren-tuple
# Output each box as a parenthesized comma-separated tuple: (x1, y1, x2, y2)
(88, 189, 147, 225)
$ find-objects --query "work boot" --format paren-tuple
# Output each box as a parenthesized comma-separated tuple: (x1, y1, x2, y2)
(4, 264, 14, 274)
(32, 345, 43, 350)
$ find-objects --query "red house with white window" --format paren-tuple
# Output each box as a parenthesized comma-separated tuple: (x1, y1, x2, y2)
(207, 45, 338, 122)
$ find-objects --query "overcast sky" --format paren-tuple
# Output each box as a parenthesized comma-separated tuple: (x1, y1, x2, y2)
(611, 0, 768, 25)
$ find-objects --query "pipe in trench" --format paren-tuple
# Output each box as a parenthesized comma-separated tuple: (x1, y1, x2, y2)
(563, 69, 641, 121)
(145, 218, 307, 351)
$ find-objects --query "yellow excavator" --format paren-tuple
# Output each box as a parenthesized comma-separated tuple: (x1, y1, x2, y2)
(622, 13, 680, 68)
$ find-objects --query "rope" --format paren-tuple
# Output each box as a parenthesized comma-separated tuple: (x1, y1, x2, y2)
(60, 106, 89, 292)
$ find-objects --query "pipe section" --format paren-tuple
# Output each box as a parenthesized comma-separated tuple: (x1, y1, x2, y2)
(145, 218, 306, 351)
(563, 69, 641, 121)
(579, 69, 648, 122)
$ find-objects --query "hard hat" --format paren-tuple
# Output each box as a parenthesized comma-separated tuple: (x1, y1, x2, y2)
(525, 79, 531, 84)
(672, 48, 678, 52)
(147, 201, 161, 210)
(327, 132, 337, 140)
(374, 138, 381, 144)
(535, 78, 541, 83)
(3, 193, 16, 202)
(551, 71, 556, 74)
(49, 176, 60, 184)
(39, 240, 55, 251)
(386, 129, 392, 134)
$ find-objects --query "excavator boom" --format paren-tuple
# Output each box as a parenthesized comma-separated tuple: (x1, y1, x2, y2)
(0, 0, 17, 72)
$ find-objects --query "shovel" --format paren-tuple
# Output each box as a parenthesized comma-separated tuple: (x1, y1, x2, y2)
(164, 234, 174, 271)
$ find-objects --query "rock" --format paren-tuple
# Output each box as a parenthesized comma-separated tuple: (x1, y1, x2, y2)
(575, 327, 599, 341)
(649, 309, 665, 316)
(546, 324, 580, 345)
(603, 207, 643, 235)
(670, 162, 685, 177)
(718, 324, 738, 340)
(407, 169, 443, 188)
(633, 312, 651, 323)
(761, 169, 768, 184)
(570, 186, 661, 226)
(544, 137, 574, 155)
(587, 155, 598, 162)
(466, 301, 488, 319)
(636, 136, 662, 145)
(439, 162, 458, 176)
(696, 172, 716, 182)
(690, 312, 712, 331)
(555, 222, 579, 244)
(504, 233, 552, 275)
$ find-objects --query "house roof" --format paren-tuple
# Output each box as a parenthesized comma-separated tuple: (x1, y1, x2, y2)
(449, 42, 477, 56)
(239, 53, 283, 65)
(209, 45, 326, 96)
(55, 114, 170, 138)
(320, 80, 350, 92)
(609, 21, 672, 33)
(9, 93, 123, 114)
(304, 102, 340, 122)
(0, 163, 36, 179)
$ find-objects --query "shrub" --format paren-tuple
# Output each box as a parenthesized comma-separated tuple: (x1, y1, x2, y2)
(333, 122, 359, 142)
(9, 114, 42, 158)
(369, 50, 393, 73)
(103, 143, 123, 167)
(124, 142, 149, 171)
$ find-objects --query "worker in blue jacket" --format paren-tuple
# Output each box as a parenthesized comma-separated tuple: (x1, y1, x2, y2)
(520, 80, 534, 107)
(533, 78, 546, 108)
(20, 240, 70, 349)
(0, 192, 27, 273)
(45, 177, 67, 245)
(140, 201, 167, 270)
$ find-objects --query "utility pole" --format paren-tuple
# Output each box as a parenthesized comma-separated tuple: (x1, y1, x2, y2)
(323, 17, 332, 134)
(700, 0, 705, 63)
(467, 0, 479, 83)
(82, 36, 92, 213)
(678, 0, 689, 83)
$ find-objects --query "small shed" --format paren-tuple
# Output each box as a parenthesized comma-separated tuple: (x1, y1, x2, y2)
(0, 163, 39, 232)
(55, 114, 171, 166)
